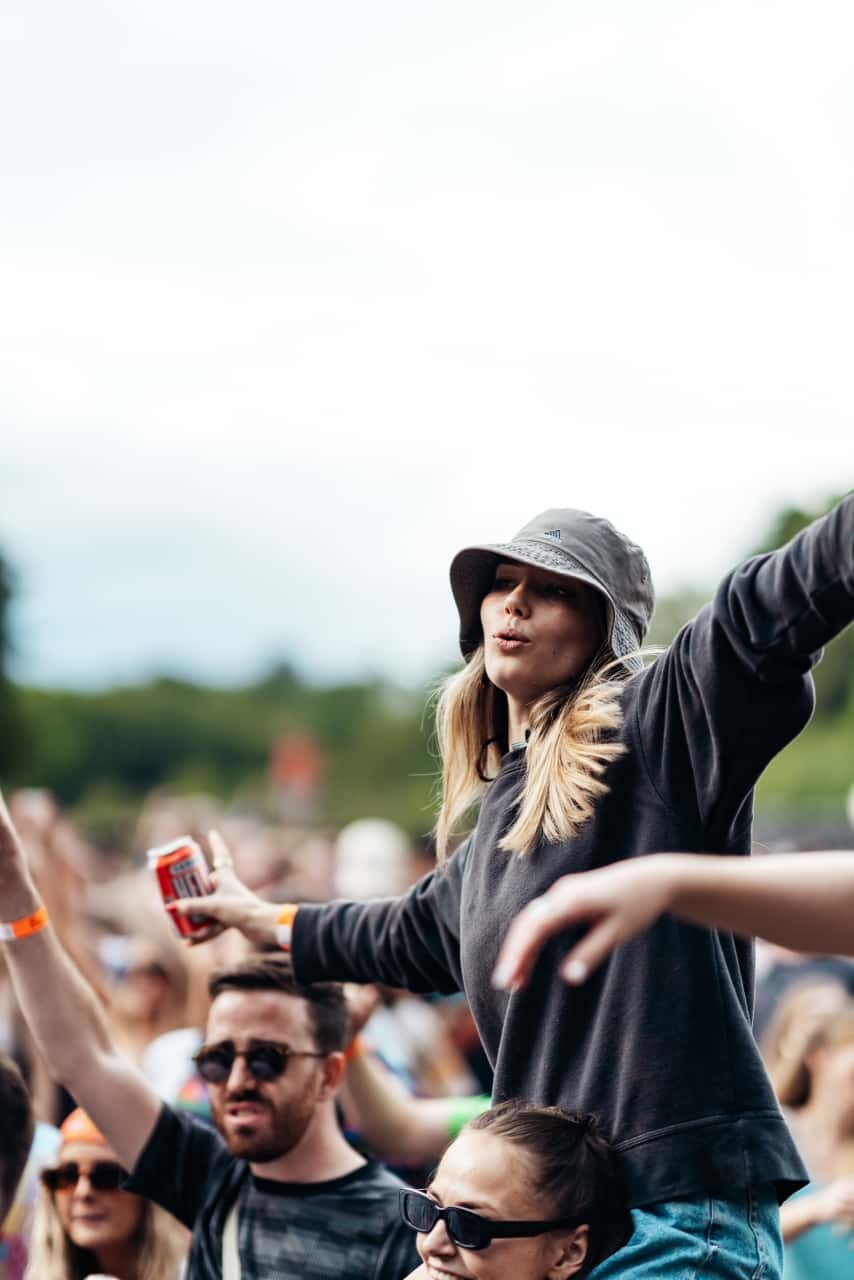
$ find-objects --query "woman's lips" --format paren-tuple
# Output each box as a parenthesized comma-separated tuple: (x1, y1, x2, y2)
(493, 632, 529, 651)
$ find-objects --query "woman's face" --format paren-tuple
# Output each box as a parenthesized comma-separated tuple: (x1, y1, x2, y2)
(480, 562, 603, 715)
(51, 1141, 144, 1256)
(415, 1129, 587, 1280)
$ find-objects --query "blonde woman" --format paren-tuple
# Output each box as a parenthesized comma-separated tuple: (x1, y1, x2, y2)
(179, 497, 854, 1279)
(773, 1005, 854, 1278)
(26, 1109, 185, 1280)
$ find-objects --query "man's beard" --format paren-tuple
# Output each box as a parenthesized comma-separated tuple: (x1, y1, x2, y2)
(211, 1086, 316, 1163)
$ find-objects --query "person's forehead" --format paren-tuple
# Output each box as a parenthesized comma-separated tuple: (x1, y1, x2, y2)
(206, 988, 313, 1044)
(431, 1130, 536, 1216)
(493, 559, 592, 591)
(58, 1140, 115, 1165)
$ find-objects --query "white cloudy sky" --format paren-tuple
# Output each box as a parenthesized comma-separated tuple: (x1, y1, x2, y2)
(1, 1, 851, 689)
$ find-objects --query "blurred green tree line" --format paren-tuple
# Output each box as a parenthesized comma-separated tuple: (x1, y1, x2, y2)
(0, 496, 851, 846)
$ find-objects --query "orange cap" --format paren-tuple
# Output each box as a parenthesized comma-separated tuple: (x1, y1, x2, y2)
(59, 1108, 107, 1148)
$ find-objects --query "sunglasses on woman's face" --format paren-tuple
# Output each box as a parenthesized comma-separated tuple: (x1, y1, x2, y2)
(192, 1038, 325, 1085)
(42, 1161, 126, 1193)
(399, 1188, 577, 1252)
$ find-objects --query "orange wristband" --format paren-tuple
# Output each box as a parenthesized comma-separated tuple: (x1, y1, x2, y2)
(275, 904, 299, 952)
(0, 905, 49, 942)
(344, 1036, 365, 1063)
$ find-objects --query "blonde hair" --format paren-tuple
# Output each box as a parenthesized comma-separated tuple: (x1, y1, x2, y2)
(769, 998, 854, 1110)
(25, 1182, 187, 1280)
(434, 646, 630, 860)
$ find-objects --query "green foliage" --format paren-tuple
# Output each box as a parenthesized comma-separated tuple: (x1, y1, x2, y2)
(7, 667, 439, 845)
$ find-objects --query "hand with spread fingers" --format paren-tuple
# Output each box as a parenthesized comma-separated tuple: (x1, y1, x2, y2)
(493, 848, 854, 992)
(493, 858, 674, 992)
(168, 830, 283, 947)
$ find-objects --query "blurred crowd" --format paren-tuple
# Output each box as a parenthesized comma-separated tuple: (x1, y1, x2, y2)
(0, 788, 489, 1279)
(0, 787, 852, 1278)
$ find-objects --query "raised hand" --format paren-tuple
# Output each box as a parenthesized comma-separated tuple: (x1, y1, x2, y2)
(493, 857, 675, 991)
(0, 789, 43, 919)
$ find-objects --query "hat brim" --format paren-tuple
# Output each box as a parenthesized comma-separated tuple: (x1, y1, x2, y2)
(450, 540, 643, 672)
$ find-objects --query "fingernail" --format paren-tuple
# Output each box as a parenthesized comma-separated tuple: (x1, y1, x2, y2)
(492, 962, 515, 990)
(563, 960, 588, 985)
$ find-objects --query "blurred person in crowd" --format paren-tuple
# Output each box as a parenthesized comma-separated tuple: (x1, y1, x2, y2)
(489, 850, 854, 1000)
(3, 792, 107, 1126)
(104, 934, 189, 1067)
(0, 1075, 59, 1280)
(26, 1107, 186, 1280)
(339, 983, 489, 1173)
(0, 1053, 34, 1227)
(400, 1101, 630, 1280)
(761, 981, 851, 1103)
(0, 794, 418, 1278)
(179, 497, 854, 1278)
(334, 822, 476, 1102)
(771, 1005, 854, 1277)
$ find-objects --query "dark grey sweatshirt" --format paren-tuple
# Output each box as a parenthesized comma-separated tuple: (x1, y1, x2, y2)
(292, 497, 854, 1208)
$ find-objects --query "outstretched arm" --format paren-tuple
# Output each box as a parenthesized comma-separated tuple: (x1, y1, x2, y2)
(493, 851, 854, 991)
(0, 791, 160, 1170)
(172, 831, 465, 995)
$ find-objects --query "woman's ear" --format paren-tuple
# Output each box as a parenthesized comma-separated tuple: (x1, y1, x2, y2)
(546, 1223, 589, 1279)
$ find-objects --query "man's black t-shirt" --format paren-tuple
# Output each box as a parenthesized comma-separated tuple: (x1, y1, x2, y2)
(125, 1104, 420, 1279)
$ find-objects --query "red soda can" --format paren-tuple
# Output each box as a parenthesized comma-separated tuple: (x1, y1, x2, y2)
(147, 837, 223, 940)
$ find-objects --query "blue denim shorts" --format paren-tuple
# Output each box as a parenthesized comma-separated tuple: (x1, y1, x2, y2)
(589, 1186, 782, 1280)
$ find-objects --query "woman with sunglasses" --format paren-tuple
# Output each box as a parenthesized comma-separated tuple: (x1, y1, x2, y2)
(26, 1108, 186, 1280)
(176, 498, 854, 1279)
(399, 1101, 630, 1280)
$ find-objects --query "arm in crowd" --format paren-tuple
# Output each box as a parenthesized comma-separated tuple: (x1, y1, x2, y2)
(342, 1042, 488, 1164)
(779, 1177, 854, 1243)
(634, 495, 854, 844)
(493, 851, 854, 991)
(0, 790, 161, 1171)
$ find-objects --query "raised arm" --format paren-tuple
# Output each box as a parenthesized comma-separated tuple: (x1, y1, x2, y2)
(493, 851, 854, 991)
(0, 791, 160, 1170)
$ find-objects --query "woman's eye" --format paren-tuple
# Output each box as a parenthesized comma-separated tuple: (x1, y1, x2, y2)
(544, 584, 570, 598)
(492, 577, 514, 591)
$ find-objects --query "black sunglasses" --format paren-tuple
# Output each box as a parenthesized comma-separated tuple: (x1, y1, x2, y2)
(42, 1161, 126, 1193)
(399, 1188, 577, 1251)
(192, 1038, 325, 1084)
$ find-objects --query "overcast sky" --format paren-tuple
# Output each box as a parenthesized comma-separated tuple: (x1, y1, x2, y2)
(1, 1, 851, 690)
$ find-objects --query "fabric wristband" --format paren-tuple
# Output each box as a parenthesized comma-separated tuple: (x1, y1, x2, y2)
(344, 1036, 364, 1063)
(0, 905, 49, 942)
(275, 904, 299, 952)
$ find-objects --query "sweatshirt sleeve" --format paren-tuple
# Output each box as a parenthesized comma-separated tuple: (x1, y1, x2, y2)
(290, 841, 468, 994)
(635, 494, 854, 841)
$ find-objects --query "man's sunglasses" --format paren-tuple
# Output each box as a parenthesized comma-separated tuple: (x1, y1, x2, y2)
(42, 1161, 126, 1193)
(399, 1188, 577, 1252)
(192, 1039, 325, 1084)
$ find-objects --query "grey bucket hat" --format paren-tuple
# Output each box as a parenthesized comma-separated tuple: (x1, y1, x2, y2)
(450, 508, 655, 672)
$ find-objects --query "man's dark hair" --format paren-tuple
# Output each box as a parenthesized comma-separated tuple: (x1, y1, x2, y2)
(467, 1101, 631, 1274)
(208, 953, 349, 1055)
(0, 1052, 34, 1220)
